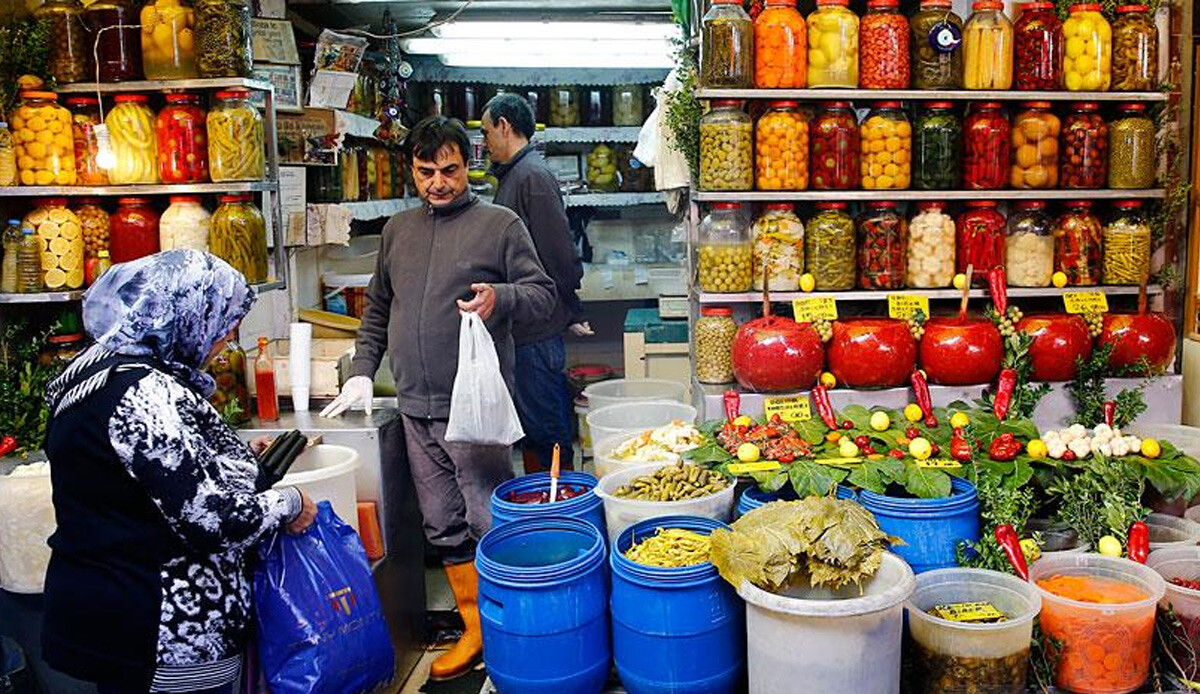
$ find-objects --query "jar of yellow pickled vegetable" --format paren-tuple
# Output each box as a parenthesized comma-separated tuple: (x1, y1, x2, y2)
(963, 1, 1014, 89)
(208, 89, 265, 182)
(141, 0, 198, 80)
(22, 198, 84, 290)
(1103, 200, 1150, 285)
(12, 92, 76, 187)
(1063, 3, 1112, 91)
(0, 124, 15, 187)
(105, 94, 159, 185)
(210, 194, 268, 283)
(807, 0, 859, 88)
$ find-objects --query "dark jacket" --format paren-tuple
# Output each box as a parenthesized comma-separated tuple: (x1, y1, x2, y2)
(491, 144, 585, 345)
(350, 192, 557, 418)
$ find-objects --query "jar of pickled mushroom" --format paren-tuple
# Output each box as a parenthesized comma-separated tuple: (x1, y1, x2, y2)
(1054, 200, 1102, 286)
(910, 0, 964, 89)
(755, 101, 808, 191)
(1108, 103, 1155, 188)
(914, 102, 961, 190)
(110, 197, 160, 264)
(0, 125, 14, 187)
(702, 0, 754, 88)
(752, 203, 804, 291)
(755, 0, 807, 88)
(548, 87, 580, 127)
(612, 85, 645, 127)
(66, 97, 107, 186)
(860, 0, 910, 89)
(210, 195, 268, 283)
(105, 94, 158, 185)
(810, 101, 860, 190)
(160, 196, 211, 252)
(1062, 102, 1108, 188)
(13, 91, 76, 187)
(695, 307, 738, 384)
(957, 200, 1006, 283)
(1103, 200, 1151, 285)
(963, 1, 1014, 89)
(698, 203, 752, 293)
(807, 0, 859, 88)
(1006, 200, 1054, 287)
(907, 201, 956, 288)
(1013, 2, 1064, 90)
(699, 101, 753, 191)
(805, 202, 856, 291)
(141, 0, 197, 79)
(156, 93, 208, 184)
(83, 0, 143, 82)
(1064, 4, 1112, 91)
(208, 89, 264, 183)
(73, 198, 110, 259)
(861, 102, 912, 190)
(857, 201, 907, 290)
(963, 102, 1010, 190)
(1112, 5, 1157, 91)
(194, 0, 253, 77)
(36, 0, 89, 84)
(1011, 101, 1060, 189)
(23, 198, 84, 290)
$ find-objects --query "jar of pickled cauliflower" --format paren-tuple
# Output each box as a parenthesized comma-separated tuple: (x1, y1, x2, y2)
(1006, 201, 1054, 287)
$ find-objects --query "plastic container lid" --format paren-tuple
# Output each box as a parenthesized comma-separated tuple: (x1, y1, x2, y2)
(1117, 4, 1150, 11)
(1015, 200, 1047, 209)
(1119, 103, 1149, 112)
(917, 201, 947, 210)
(976, 102, 1004, 109)
(701, 306, 734, 317)
(966, 200, 998, 207)
(764, 202, 794, 211)
(1112, 199, 1143, 209)
(821, 101, 853, 109)
(869, 0, 900, 7)
(874, 101, 903, 109)
(165, 93, 200, 103)
(921, 0, 953, 6)
(1070, 3, 1104, 10)
(767, 100, 801, 109)
(215, 89, 251, 99)
(20, 91, 58, 101)
(1022, 101, 1053, 109)
(113, 94, 148, 103)
(711, 202, 743, 210)
(1065, 200, 1093, 208)
(117, 197, 149, 205)
(973, 0, 1004, 9)
(168, 195, 201, 204)
(40, 197, 68, 207)
(1021, 1, 1056, 8)
(1071, 102, 1101, 111)
(816, 202, 847, 210)
(711, 100, 743, 109)
(64, 96, 98, 106)
(869, 201, 899, 209)
(925, 101, 955, 109)
(817, 0, 849, 5)
(218, 194, 251, 203)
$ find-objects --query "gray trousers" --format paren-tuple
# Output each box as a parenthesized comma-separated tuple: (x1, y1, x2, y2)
(401, 415, 514, 565)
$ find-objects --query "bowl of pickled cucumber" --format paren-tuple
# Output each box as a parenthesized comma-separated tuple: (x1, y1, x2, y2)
(594, 462, 735, 545)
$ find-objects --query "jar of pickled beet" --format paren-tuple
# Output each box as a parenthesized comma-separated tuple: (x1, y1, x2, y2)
(857, 201, 907, 290)
(156, 93, 209, 184)
(1112, 4, 1157, 91)
(1013, 2, 1064, 90)
(754, 0, 807, 89)
(957, 200, 1006, 283)
(755, 101, 809, 190)
(807, 0, 859, 88)
(1011, 101, 1060, 189)
(860, 0, 910, 89)
(110, 197, 160, 263)
(963, 1, 1014, 89)
(914, 102, 961, 190)
(861, 102, 912, 190)
(1054, 200, 1102, 286)
(83, 0, 143, 82)
(1062, 102, 1108, 189)
(910, 0, 964, 89)
(66, 97, 108, 186)
(810, 101, 860, 190)
(963, 102, 1011, 190)
(1063, 3, 1112, 91)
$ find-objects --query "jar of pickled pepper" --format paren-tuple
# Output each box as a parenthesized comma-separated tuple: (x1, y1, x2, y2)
(695, 307, 738, 385)
(66, 97, 108, 186)
(1062, 102, 1109, 189)
(752, 204, 805, 291)
(207, 339, 249, 424)
(805, 202, 856, 291)
(698, 203, 752, 293)
(110, 197, 160, 264)
(699, 101, 753, 191)
(83, 0, 143, 82)
(157, 93, 209, 184)
(1108, 103, 1155, 188)
(1054, 201, 1102, 286)
(210, 195, 268, 283)
(194, 0, 253, 77)
(208, 89, 264, 183)
(1063, 3, 1112, 91)
(755, 101, 809, 191)
(907, 202, 956, 288)
(36, 0, 89, 84)
(807, 0, 859, 88)
(810, 102, 860, 190)
(963, 1, 1014, 89)
(857, 201, 907, 290)
(754, 0, 807, 89)
(1013, 2, 1064, 90)
(861, 101, 912, 190)
(860, 0, 910, 89)
(701, 0, 754, 88)
(1111, 5, 1157, 91)
(963, 102, 1011, 190)
(914, 102, 961, 190)
(1011, 101, 1060, 189)
(1006, 200, 1054, 287)
(957, 200, 1006, 283)
(910, 0, 964, 89)
(1103, 200, 1151, 285)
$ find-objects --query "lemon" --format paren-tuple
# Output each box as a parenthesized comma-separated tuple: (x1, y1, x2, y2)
(838, 439, 860, 458)
(952, 273, 968, 290)
(904, 404, 924, 422)
(733, 415, 754, 427)
(950, 412, 970, 429)
(909, 437, 933, 460)
(819, 372, 837, 388)
(736, 443, 761, 463)
(1052, 271, 1068, 288)
(800, 273, 816, 292)
(1027, 439, 1049, 459)
(1098, 535, 1123, 557)
(1141, 438, 1162, 459)
(870, 411, 891, 432)
(1020, 538, 1042, 562)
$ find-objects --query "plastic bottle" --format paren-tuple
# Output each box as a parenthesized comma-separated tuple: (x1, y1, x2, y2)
(17, 228, 43, 293)
(255, 336, 279, 421)
(1, 219, 21, 293)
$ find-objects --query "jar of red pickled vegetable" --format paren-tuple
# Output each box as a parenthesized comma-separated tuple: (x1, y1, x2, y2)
(1061, 102, 1109, 189)
(956, 200, 1006, 283)
(1013, 2, 1064, 90)
(810, 101, 861, 191)
(1011, 101, 1060, 189)
(110, 197, 160, 263)
(156, 93, 209, 184)
(754, 0, 807, 88)
(860, 0, 910, 89)
(1054, 200, 1102, 286)
(857, 201, 907, 290)
(66, 97, 108, 186)
(963, 102, 1011, 190)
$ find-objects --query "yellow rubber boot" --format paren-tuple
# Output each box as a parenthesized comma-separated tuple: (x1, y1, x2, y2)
(429, 561, 483, 681)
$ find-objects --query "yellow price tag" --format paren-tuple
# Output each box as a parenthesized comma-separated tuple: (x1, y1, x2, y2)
(1063, 291, 1109, 315)
(763, 396, 812, 423)
(916, 458, 964, 470)
(888, 294, 931, 321)
(728, 461, 783, 474)
(930, 601, 1008, 623)
(792, 297, 838, 323)
(815, 457, 863, 466)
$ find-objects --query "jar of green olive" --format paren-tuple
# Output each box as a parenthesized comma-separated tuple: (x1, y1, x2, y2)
(695, 306, 738, 384)
(1107, 102, 1156, 188)
(699, 101, 753, 191)
(1102, 199, 1151, 285)
(805, 202, 856, 290)
(1111, 5, 1158, 91)
(698, 202, 752, 293)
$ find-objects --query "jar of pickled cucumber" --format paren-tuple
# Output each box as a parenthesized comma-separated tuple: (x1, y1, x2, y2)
(66, 97, 108, 186)
(106, 94, 159, 185)
(84, 0, 143, 82)
(810, 101, 861, 190)
(1006, 200, 1054, 287)
(1054, 200, 1102, 286)
(210, 195, 268, 284)
(1011, 101, 1060, 189)
(1014, 2, 1064, 90)
(0, 124, 14, 187)
(755, 101, 809, 191)
(963, 1, 1014, 89)
(207, 338, 249, 424)
(956, 200, 1005, 283)
(141, 0, 198, 79)
(701, 0, 754, 88)
(1063, 3, 1112, 91)
(1112, 5, 1157, 91)
(752, 203, 804, 291)
(910, 0, 964, 89)
(755, 0, 807, 89)
(1103, 200, 1151, 285)
(73, 198, 110, 259)
(22, 198, 84, 291)
(807, 0, 859, 88)
(914, 102, 961, 190)
(857, 201, 907, 290)
(612, 85, 645, 126)
(548, 87, 580, 127)
(860, 101, 912, 190)
(699, 101, 753, 191)
(1108, 102, 1155, 188)
(698, 203, 752, 293)
(805, 202, 855, 290)
(1062, 102, 1108, 188)
(208, 89, 264, 182)
(13, 91, 76, 187)
(695, 307, 738, 384)
(36, 0, 89, 84)
(907, 201, 956, 288)
(194, 0, 253, 77)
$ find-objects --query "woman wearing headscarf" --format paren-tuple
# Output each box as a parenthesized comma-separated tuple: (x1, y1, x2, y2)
(41, 250, 316, 694)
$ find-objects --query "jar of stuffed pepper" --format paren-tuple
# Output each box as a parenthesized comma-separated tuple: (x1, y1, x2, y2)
(807, 0, 859, 88)
(208, 89, 264, 182)
(857, 201, 907, 290)
(755, 0, 807, 88)
(207, 338, 249, 424)
(755, 101, 808, 191)
(194, 0, 253, 77)
(698, 203, 752, 293)
(963, 1, 1013, 89)
(1103, 200, 1151, 285)
(210, 195, 268, 283)
(861, 102, 912, 190)
(963, 102, 1010, 190)
(806, 202, 856, 290)
(74, 198, 110, 261)
(914, 102, 961, 189)
(1111, 5, 1157, 91)
(910, 0, 964, 89)
(141, 0, 197, 79)
(1006, 200, 1054, 287)
(695, 307, 738, 384)
(1062, 102, 1108, 188)
(548, 87, 580, 127)
(612, 85, 645, 126)
(1013, 2, 1063, 90)
(580, 87, 611, 127)
(752, 204, 804, 291)
(860, 0, 910, 89)
(110, 197, 160, 264)
(699, 101, 753, 191)
(1011, 101, 1060, 189)
(1054, 200, 1102, 286)
(0, 124, 14, 187)
(1108, 103, 1155, 188)
(156, 93, 209, 184)
(701, 0, 754, 88)
(810, 102, 860, 190)
(13, 91, 76, 187)
(106, 94, 158, 185)
(907, 202, 956, 288)
(66, 97, 108, 186)
(23, 198, 84, 290)
(1063, 3, 1112, 91)
(36, 0, 89, 84)
(83, 0, 143, 82)
(956, 200, 1005, 283)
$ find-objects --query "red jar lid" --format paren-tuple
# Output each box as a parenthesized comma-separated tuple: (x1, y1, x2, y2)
(48, 333, 84, 345)
(1021, 101, 1053, 109)
(40, 197, 68, 207)
(869, 201, 899, 209)
(1065, 200, 1093, 208)
(118, 197, 149, 205)
(821, 101, 852, 109)
(711, 100, 743, 109)
(218, 194, 251, 203)
(917, 201, 946, 210)
(701, 306, 734, 317)
(1112, 200, 1143, 208)
(711, 202, 743, 210)
(975, 102, 1004, 109)
(75, 197, 101, 205)
(973, 1, 1004, 9)
(817, 0, 849, 6)
(1020, 1, 1056, 8)
(966, 200, 998, 207)
(764, 202, 794, 211)
(767, 100, 800, 109)
(921, 0, 952, 7)
(1117, 4, 1149, 11)
(874, 101, 903, 109)
(1071, 102, 1100, 111)
(925, 101, 955, 109)
(20, 91, 57, 101)
(712, 0, 742, 4)
(64, 96, 98, 106)
(1015, 200, 1047, 209)
(169, 195, 201, 204)
(1118, 103, 1148, 112)
(868, 0, 900, 7)
(816, 202, 847, 210)
(114, 94, 148, 103)
(1070, 3, 1104, 10)
(165, 93, 200, 103)
(215, 89, 252, 99)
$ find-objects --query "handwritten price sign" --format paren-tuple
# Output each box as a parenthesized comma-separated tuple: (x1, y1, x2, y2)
(888, 294, 932, 321)
(763, 396, 812, 423)
(1063, 291, 1109, 315)
(792, 297, 838, 323)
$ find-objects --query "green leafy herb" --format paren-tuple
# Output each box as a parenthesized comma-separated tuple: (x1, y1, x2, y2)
(1046, 454, 1148, 549)
(0, 17, 51, 118)
(662, 42, 702, 182)
(1067, 344, 1149, 428)
(0, 318, 63, 455)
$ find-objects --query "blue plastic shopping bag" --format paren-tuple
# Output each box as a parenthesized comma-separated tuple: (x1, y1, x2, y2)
(254, 502, 395, 694)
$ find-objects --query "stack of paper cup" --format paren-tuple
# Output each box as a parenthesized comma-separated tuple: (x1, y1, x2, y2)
(289, 322, 313, 412)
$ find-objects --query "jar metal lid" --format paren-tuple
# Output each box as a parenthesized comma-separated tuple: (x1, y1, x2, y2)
(701, 306, 734, 317)
(1112, 200, 1143, 208)
(1071, 102, 1101, 111)
(973, 1, 1004, 9)
(41, 197, 69, 206)
(118, 197, 149, 205)
(925, 101, 955, 109)
(169, 195, 202, 204)
(711, 202, 743, 210)
(874, 101, 903, 109)
(816, 202, 847, 210)
(113, 94, 148, 103)
(966, 200, 998, 207)
(767, 100, 801, 109)
(1117, 4, 1149, 11)
(711, 100, 744, 109)
(1015, 200, 1047, 209)
(764, 202, 794, 211)
(65, 96, 99, 106)
(1021, 101, 1053, 109)
(1070, 3, 1104, 10)
(215, 89, 252, 99)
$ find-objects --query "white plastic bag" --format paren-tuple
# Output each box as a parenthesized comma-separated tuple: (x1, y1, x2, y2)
(445, 312, 525, 446)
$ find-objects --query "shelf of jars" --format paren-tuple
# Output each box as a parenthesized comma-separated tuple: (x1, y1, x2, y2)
(0, 290, 85, 304)
(54, 78, 275, 95)
(539, 126, 644, 144)
(695, 89, 1169, 103)
(0, 182, 279, 198)
(564, 191, 664, 208)
(695, 284, 1164, 305)
(693, 189, 1167, 202)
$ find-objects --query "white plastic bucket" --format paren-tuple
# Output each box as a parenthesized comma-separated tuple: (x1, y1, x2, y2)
(582, 378, 687, 412)
(1146, 512, 1200, 550)
(592, 433, 681, 480)
(594, 462, 735, 545)
(585, 400, 697, 449)
(0, 462, 55, 593)
(276, 445, 360, 531)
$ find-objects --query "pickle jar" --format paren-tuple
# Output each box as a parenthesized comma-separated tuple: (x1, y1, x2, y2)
(194, 0, 253, 77)
(907, 201, 956, 288)
(340, 148, 360, 201)
(1108, 102, 1155, 188)
(83, 0, 143, 82)
(755, 101, 809, 191)
(857, 201, 907, 290)
(699, 101, 753, 191)
(807, 0, 859, 88)
(805, 202, 856, 290)
(207, 339, 249, 424)
(160, 196, 211, 252)
(752, 203, 805, 291)
(1011, 101, 1060, 189)
(548, 87, 580, 127)
(810, 101, 861, 190)
(580, 87, 611, 127)
(157, 93, 209, 184)
(860, 0, 910, 89)
(755, 0, 807, 88)
(0, 124, 14, 187)
(1063, 3, 1112, 91)
(36, 0, 89, 84)
(963, 101, 1011, 190)
(1062, 102, 1109, 188)
(1013, 2, 1064, 90)
(110, 197, 161, 264)
(695, 307, 738, 385)
(701, 0, 754, 88)
(1006, 200, 1054, 287)
(141, 0, 198, 79)
(73, 198, 111, 259)
(208, 89, 265, 183)
(914, 102, 961, 189)
(105, 94, 159, 185)
(963, 1, 1014, 89)
(861, 101, 912, 190)
(1103, 200, 1151, 285)
(956, 200, 1006, 283)
(910, 0, 964, 89)
(210, 194, 268, 283)
(1054, 201, 1102, 286)
(1112, 5, 1157, 91)
(612, 85, 645, 126)
(698, 203, 752, 293)
(22, 198, 84, 290)
(13, 91, 76, 187)
(66, 97, 108, 186)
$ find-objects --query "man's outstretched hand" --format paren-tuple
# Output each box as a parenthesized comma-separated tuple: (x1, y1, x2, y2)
(457, 283, 496, 320)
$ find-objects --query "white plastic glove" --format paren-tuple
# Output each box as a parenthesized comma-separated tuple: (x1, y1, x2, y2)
(319, 375, 374, 418)
(569, 322, 594, 337)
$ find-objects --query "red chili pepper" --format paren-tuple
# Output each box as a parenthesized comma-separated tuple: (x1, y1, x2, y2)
(910, 370, 937, 427)
(993, 368, 1018, 422)
(988, 267, 1008, 316)
(0, 436, 16, 457)
(1127, 521, 1149, 564)
(888, 449, 906, 460)
(994, 524, 1030, 581)
(1104, 401, 1116, 428)
(862, 445, 877, 455)
(811, 385, 838, 431)
(951, 428, 973, 462)
(989, 433, 1021, 461)
(724, 389, 741, 424)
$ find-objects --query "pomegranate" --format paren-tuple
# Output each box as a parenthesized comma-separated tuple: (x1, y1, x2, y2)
(1017, 313, 1092, 381)
(731, 292, 824, 393)
(1099, 312, 1176, 375)
(827, 318, 917, 388)
(920, 315, 1004, 385)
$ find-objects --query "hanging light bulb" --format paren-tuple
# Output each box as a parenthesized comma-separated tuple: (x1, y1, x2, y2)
(93, 123, 116, 170)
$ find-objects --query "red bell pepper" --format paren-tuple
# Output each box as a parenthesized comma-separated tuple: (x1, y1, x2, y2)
(988, 267, 1008, 317)
(1104, 401, 1116, 428)
(811, 385, 838, 430)
(951, 428, 973, 462)
(993, 368, 1018, 421)
(994, 524, 1029, 581)
(724, 389, 741, 424)
(0, 436, 16, 458)
(910, 370, 937, 427)
(1127, 521, 1149, 564)
(989, 433, 1021, 461)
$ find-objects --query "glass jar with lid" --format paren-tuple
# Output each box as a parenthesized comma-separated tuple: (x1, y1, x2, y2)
(73, 198, 110, 259)
(861, 101, 912, 190)
(698, 203, 752, 293)
(907, 202, 956, 288)
(514, 86, 550, 124)
(1108, 103, 1155, 188)
(580, 88, 611, 127)
(1111, 5, 1157, 91)
(1062, 102, 1108, 188)
(752, 203, 804, 291)
(36, 0, 89, 84)
(548, 87, 580, 127)
(857, 201, 907, 290)
(22, 198, 84, 290)
(141, 0, 198, 79)
(860, 0, 910, 89)
(805, 202, 855, 290)
(755, 101, 808, 191)
(1013, 2, 1063, 90)
(0, 124, 14, 187)
(695, 307, 738, 384)
(754, 0, 807, 89)
(83, 0, 143, 82)
(41, 333, 86, 369)
(157, 93, 209, 184)
(956, 200, 1006, 283)
(612, 85, 645, 126)
(1054, 200, 1102, 286)
(160, 196, 211, 252)
(340, 148, 360, 202)
(207, 338, 250, 424)
(1011, 101, 1060, 189)
(910, 0, 964, 89)
(208, 89, 264, 182)
(110, 197, 160, 264)
(585, 144, 619, 192)
(701, 0, 754, 88)
(914, 102, 961, 189)
(66, 97, 108, 186)
(13, 91, 76, 187)
(1103, 200, 1151, 285)
(1063, 3, 1112, 91)
(810, 101, 861, 190)
(963, 102, 1010, 190)
(194, 0, 253, 77)
(1005, 201, 1054, 287)
(699, 101, 753, 191)
(963, 1, 1014, 89)
(807, 0, 860, 88)
(210, 195, 268, 283)
(449, 84, 483, 122)
(105, 94, 159, 185)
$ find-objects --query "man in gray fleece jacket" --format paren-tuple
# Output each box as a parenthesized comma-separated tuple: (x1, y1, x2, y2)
(320, 116, 556, 681)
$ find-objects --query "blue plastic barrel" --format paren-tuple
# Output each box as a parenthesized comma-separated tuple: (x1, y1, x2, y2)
(610, 515, 745, 694)
(736, 485, 857, 518)
(491, 472, 606, 537)
(476, 517, 610, 694)
(858, 477, 980, 574)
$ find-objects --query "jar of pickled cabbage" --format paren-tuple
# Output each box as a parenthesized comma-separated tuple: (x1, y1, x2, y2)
(1063, 4, 1112, 91)
(860, 0, 910, 89)
(805, 202, 855, 290)
(699, 101, 752, 191)
(208, 89, 264, 182)
(1011, 101, 1060, 189)
(1108, 103, 1155, 188)
(810, 101, 861, 190)
(698, 203, 752, 293)
(861, 101, 912, 190)
(755, 102, 808, 191)
(857, 201, 907, 290)
(0, 125, 14, 187)
(194, 0, 253, 77)
(807, 0, 859, 88)
(1054, 201, 1102, 286)
(695, 307, 738, 384)
(105, 94, 158, 185)
(963, 1, 1014, 89)
(1006, 200, 1054, 287)
(36, 0, 89, 84)
(1112, 5, 1157, 91)
(910, 0, 964, 89)
(963, 101, 1010, 190)
(914, 102, 961, 190)
(907, 201, 956, 288)
(110, 197, 160, 263)
(548, 87, 580, 127)
(83, 0, 143, 82)
(160, 196, 211, 252)
(1103, 200, 1151, 285)
(957, 200, 1005, 282)
(1062, 102, 1108, 188)
(22, 198, 83, 290)
(210, 195, 268, 283)
(156, 93, 208, 184)
(1013, 2, 1064, 90)
(207, 339, 249, 424)
(73, 198, 110, 258)
(755, 0, 807, 88)
(752, 204, 804, 291)
(612, 85, 645, 126)
(142, 0, 198, 79)
(66, 97, 107, 186)
(702, 0, 754, 88)
(13, 92, 76, 187)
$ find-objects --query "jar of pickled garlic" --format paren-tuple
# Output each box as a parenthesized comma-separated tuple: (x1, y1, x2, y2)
(907, 202, 956, 288)
(1112, 5, 1157, 91)
(1006, 200, 1054, 287)
(910, 0, 964, 89)
(12, 92, 76, 187)
(810, 101, 860, 190)
(156, 93, 208, 184)
(695, 307, 738, 384)
(1013, 2, 1064, 90)
(857, 201, 907, 290)
(208, 89, 264, 183)
(22, 198, 83, 290)
(160, 196, 211, 251)
(754, 0, 807, 88)
(914, 102, 961, 190)
(957, 200, 1006, 283)
(1011, 101, 1060, 189)
(1108, 103, 1155, 188)
(752, 203, 804, 291)
(612, 85, 645, 127)
(860, 0, 910, 89)
(699, 101, 753, 191)
(963, 1, 1014, 89)
(73, 198, 110, 259)
(66, 97, 107, 186)
(1062, 102, 1108, 188)
(807, 0, 859, 88)
(698, 203, 752, 293)
(755, 101, 808, 191)
(1103, 200, 1151, 285)
(210, 195, 268, 283)
(861, 102, 912, 190)
(701, 0, 754, 88)
(548, 87, 580, 127)
(36, 0, 89, 84)
(141, 0, 197, 79)
(1054, 201, 1102, 286)
(110, 197, 160, 263)
(1063, 4, 1112, 91)
(105, 94, 158, 185)
(194, 0, 253, 77)
(805, 202, 856, 290)
(0, 124, 14, 187)
(963, 101, 1010, 190)
(83, 0, 143, 82)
